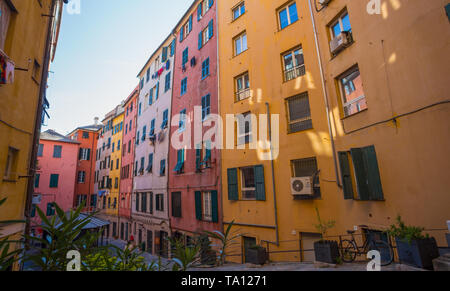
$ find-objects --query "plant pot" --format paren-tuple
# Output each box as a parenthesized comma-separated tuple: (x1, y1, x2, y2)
(247, 248, 267, 265)
(314, 240, 339, 264)
(395, 237, 440, 270)
(201, 250, 217, 265)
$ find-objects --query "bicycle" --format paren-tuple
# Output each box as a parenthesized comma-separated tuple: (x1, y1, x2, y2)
(340, 228, 394, 266)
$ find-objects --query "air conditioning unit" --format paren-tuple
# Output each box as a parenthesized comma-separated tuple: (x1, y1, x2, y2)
(330, 31, 350, 55)
(319, 0, 332, 6)
(291, 177, 314, 196)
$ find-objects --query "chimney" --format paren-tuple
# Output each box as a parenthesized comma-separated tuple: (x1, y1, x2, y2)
(94, 117, 99, 125)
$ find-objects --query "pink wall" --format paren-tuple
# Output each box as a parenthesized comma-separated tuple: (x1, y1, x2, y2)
(169, 1, 222, 235)
(120, 87, 138, 219)
(32, 139, 79, 230)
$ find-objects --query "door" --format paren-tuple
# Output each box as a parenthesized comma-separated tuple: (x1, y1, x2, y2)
(138, 229, 142, 250)
(160, 231, 169, 258)
(300, 233, 322, 262)
(147, 230, 153, 254)
(120, 223, 124, 240)
(243, 236, 257, 263)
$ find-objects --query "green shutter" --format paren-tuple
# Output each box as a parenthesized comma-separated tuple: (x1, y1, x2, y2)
(363, 146, 384, 201)
(162, 46, 168, 62)
(350, 148, 370, 201)
(197, 4, 202, 21)
(254, 165, 266, 201)
(189, 15, 193, 32)
(180, 27, 184, 42)
(227, 168, 239, 201)
(31, 205, 36, 218)
(211, 190, 218, 223)
(208, 19, 214, 39)
(196, 149, 201, 171)
(338, 152, 354, 199)
(50, 174, 59, 188)
(209, 0, 214, 8)
(198, 31, 203, 50)
(195, 191, 202, 220)
(34, 174, 40, 188)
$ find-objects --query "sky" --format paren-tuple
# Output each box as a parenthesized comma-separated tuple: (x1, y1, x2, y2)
(45, 0, 193, 135)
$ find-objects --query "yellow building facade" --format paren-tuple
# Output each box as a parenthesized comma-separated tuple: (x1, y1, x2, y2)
(0, 0, 62, 270)
(219, 0, 450, 263)
(107, 112, 124, 221)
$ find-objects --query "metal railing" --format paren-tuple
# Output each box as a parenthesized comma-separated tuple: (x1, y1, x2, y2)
(284, 64, 306, 82)
(235, 88, 251, 101)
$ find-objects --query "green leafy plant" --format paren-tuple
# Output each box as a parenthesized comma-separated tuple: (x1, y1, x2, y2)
(387, 216, 428, 244)
(313, 207, 336, 241)
(0, 198, 25, 271)
(23, 201, 102, 271)
(204, 220, 242, 266)
(168, 236, 200, 271)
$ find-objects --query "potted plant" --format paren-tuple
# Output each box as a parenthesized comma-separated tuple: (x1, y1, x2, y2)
(313, 208, 339, 264)
(246, 245, 267, 265)
(197, 234, 217, 266)
(388, 216, 439, 270)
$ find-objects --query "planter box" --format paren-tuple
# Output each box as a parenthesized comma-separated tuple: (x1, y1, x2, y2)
(247, 248, 267, 265)
(314, 240, 339, 264)
(395, 237, 440, 270)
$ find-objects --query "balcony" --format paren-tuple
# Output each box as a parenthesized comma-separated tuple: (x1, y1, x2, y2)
(235, 88, 251, 102)
(284, 64, 306, 82)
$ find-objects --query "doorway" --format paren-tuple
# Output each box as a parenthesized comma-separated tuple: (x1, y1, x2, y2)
(243, 236, 257, 263)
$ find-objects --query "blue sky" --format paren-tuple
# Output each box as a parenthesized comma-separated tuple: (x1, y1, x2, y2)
(46, 0, 193, 134)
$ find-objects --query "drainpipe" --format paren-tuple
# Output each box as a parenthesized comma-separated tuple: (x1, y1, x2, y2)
(265, 102, 279, 247)
(24, 0, 59, 248)
(307, 0, 342, 188)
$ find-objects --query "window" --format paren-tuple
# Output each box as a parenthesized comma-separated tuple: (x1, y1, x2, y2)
(161, 110, 169, 129)
(278, 1, 299, 30)
(241, 167, 256, 199)
(283, 46, 305, 81)
(338, 66, 367, 117)
(140, 157, 145, 174)
(0, 0, 12, 51)
(160, 159, 166, 176)
(34, 174, 40, 188)
(338, 146, 384, 201)
(237, 112, 253, 145)
(183, 21, 190, 39)
(142, 126, 147, 141)
(150, 119, 156, 136)
(201, 141, 212, 168)
(49, 174, 59, 188)
(182, 48, 189, 67)
(235, 72, 250, 101)
(179, 109, 187, 132)
(232, 2, 246, 21)
(181, 78, 187, 95)
(234, 32, 248, 56)
(46, 203, 55, 216)
(195, 191, 218, 222)
(201, 94, 211, 120)
(139, 102, 142, 116)
(172, 192, 182, 218)
(286, 92, 313, 133)
(165, 72, 171, 92)
(116, 159, 119, 170)
(112, 142, 115, 153)
(227, 166, 265, 201)
(117, 140, 121, 151)
(141, 192, 147, 213)
(331, 11, 352, 39)
(78, 171, 86, 183)
(202, 191, 212, 221)
(79, 148, 91, 161)
(201, 58, 210, 79)
(199, 20, 214, 49)
(91, 195, 97, 208)
(146, 68, 150, 82)
(53, 145, 62, 158)
(198, 0, 213, 20)
(37, 144, 44, 157)
(174, 149, 185, 174)
(82, 132, 89, 139)
(291, 157, 321, 198)
(147, 153, 153, 173)
(156, 194, 164, 211)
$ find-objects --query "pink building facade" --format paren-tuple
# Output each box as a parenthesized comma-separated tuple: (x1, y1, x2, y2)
(119, 86, 139, 241)
(168, 0, 222, 243)
(32, 130, 80, 235)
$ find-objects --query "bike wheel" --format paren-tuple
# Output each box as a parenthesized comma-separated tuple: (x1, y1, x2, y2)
(369, 240, 394, 266)
(340, 240, 357, 263)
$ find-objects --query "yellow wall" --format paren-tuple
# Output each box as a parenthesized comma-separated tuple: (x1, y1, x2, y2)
(219, 0, 450, 263)
(106, 113, 124, 217)
(0, 0, 52, 248)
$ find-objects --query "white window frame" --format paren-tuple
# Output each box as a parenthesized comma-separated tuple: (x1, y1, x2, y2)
(240, 167, 256, 200)
(78, 171, 86, 184)
(338, 66, 366, 117)
(278, 1, 297, 29)
(330, 11, 350, 39)
(282, 47, 305, 81)
(80, 148, 89, 161)
(202, 191, 212, 221)
(234, 32, 248, 56)
(237, 112, 253, 145)
(184, 22, 190, 39)
(235, 72, 250, 101)
(232, 2, 245, 21)
(202, 27, 210, 46)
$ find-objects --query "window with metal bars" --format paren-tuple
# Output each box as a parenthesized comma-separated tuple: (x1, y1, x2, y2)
(286, 92, 313, 133)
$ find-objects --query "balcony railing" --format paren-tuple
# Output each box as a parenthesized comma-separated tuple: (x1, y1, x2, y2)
(235, 88, 251, 102)
(284, 64, 306, 82)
